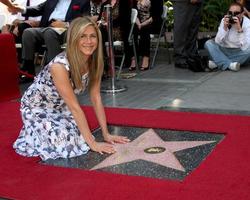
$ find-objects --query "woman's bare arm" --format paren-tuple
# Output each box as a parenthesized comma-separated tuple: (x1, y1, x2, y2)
(50, 63, 115, 154)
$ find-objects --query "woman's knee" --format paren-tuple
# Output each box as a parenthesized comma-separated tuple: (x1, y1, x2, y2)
(204, 39, 215, 49)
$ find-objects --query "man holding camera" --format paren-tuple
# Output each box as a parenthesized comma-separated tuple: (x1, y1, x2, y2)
(205, 2, 250, 71)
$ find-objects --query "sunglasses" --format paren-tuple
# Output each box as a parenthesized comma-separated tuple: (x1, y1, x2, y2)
(228, 11, 242, 16)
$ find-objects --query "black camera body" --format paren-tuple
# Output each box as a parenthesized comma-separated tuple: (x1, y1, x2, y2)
(228, 14, 236, 24)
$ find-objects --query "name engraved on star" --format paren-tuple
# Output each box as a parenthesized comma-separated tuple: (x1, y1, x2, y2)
(144, 147, 166, 154)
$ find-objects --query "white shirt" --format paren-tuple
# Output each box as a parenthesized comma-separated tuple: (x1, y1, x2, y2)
(49, 0, 71, 21)
(215, 16, 250, 50)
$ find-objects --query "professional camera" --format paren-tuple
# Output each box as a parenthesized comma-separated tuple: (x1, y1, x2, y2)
(227, 10, 241, 24)
(228, 14, 236, 24)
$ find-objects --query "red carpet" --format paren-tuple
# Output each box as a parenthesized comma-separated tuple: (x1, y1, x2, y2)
(0, 102, 250, 200)
(0, 34, 20, 102)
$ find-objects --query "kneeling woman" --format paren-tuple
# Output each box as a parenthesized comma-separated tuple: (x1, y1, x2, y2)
(13, 17, 129, 160)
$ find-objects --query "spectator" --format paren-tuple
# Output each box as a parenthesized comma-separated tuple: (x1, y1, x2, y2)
(205, 2, 250, 72)
(13, 17, 130, 161)
(1, 0, 45, 63)
(97, 0, 131, 71)
(10, 0, 90, 83)
(129, 0, 163, 71)
(90, 0, 104, 22)
(173, 0, 203, 69)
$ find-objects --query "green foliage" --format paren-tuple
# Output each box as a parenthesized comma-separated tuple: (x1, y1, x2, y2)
(200, 0, 232, 31)
(164, 0, 233, 32)
(164, 0, 174, 31)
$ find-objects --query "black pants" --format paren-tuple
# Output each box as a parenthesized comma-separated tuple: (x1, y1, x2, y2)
(173, 1, 203, 64)
(134, 25, 151, 58)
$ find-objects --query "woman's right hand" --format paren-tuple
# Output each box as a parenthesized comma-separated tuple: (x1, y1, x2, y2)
(90, 141, 116, 155)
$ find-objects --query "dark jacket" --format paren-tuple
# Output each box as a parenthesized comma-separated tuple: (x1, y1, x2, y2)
(23, 0, 90, 27)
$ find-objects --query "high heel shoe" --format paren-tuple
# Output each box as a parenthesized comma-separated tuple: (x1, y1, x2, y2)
(140, 65, 149, 71)
(129, 57, 136, 71)
(129, 66, 136, 71)
(140, 56, 150, 71)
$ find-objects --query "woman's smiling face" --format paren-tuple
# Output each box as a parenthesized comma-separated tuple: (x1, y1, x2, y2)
(78, 25, 98, 59)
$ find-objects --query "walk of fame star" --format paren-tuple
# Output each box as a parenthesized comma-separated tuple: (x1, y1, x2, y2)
(91, 129, 216, 172)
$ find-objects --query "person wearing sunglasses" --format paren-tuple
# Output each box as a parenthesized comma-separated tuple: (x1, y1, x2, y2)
(234, 0, 250, 18)
(205, 2, 250, 72)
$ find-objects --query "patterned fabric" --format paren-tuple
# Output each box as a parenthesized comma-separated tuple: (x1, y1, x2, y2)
(137, 0, 151, 23)
(13, 52, 90, 160)
(111, 0, 122, 41)
(90, 1, 102, 17)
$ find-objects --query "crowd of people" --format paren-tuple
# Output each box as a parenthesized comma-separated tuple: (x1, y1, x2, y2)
(1, 0, 250, 160)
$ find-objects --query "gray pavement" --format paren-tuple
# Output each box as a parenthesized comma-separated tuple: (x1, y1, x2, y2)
(76, 48, 250, 116)
(20, 47, 250, 116)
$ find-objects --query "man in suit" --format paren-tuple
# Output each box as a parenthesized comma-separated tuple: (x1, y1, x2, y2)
(172, 0, 203, 69)
(11, 0, 90, 82)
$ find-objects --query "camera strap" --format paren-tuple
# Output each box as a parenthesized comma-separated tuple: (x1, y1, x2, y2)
(241, 17, 244, 27)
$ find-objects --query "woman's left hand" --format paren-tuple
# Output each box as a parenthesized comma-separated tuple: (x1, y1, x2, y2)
(104, 133, 130, 144)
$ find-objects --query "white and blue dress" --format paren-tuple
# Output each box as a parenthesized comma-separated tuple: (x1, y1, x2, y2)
(13, 52, 90, 160)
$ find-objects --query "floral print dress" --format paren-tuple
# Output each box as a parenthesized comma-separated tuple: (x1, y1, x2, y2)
(13, 52, 90, 161)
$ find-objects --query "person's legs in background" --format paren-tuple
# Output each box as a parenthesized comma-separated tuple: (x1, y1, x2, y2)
(138, 25, 150, 70)
(21, 27, 44, 78)
(173, 0, 190, 68)
(185, 2, 202, 58)
(43, 28, 65, 63)
(16, 22, 32, 63)
(173, 1, 202, 69)
(227, 47, 250, 66)
(205, 39, 247, 71)
(204, 39, 231, 70)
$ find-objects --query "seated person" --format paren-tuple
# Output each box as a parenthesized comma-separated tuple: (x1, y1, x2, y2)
(2, 0, 45, 42)
(1, 0, 45, 62)
(9, 0, 90, 83)
(129, 0, 163, 71)
(90, 0, 104, 22)
(205, 2, 250, 71)
(97, 0, 131, 72)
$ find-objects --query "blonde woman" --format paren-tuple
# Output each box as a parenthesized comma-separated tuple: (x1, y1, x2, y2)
(13, 17, 129, 161)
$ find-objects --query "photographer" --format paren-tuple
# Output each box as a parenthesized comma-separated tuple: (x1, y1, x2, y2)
(205, 2, 250, 71)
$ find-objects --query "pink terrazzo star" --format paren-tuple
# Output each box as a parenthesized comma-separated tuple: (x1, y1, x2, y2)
(92, 129, 216, 172)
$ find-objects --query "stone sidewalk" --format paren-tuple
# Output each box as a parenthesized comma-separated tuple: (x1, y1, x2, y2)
(77, 48, 250, 116)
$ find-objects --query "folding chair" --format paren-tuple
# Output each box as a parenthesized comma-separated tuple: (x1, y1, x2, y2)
(150, 5, 171, 69)
(111, 8, 138, 80)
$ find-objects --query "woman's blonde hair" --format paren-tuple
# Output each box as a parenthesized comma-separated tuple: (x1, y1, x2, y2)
(66, 17, 104, 91)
